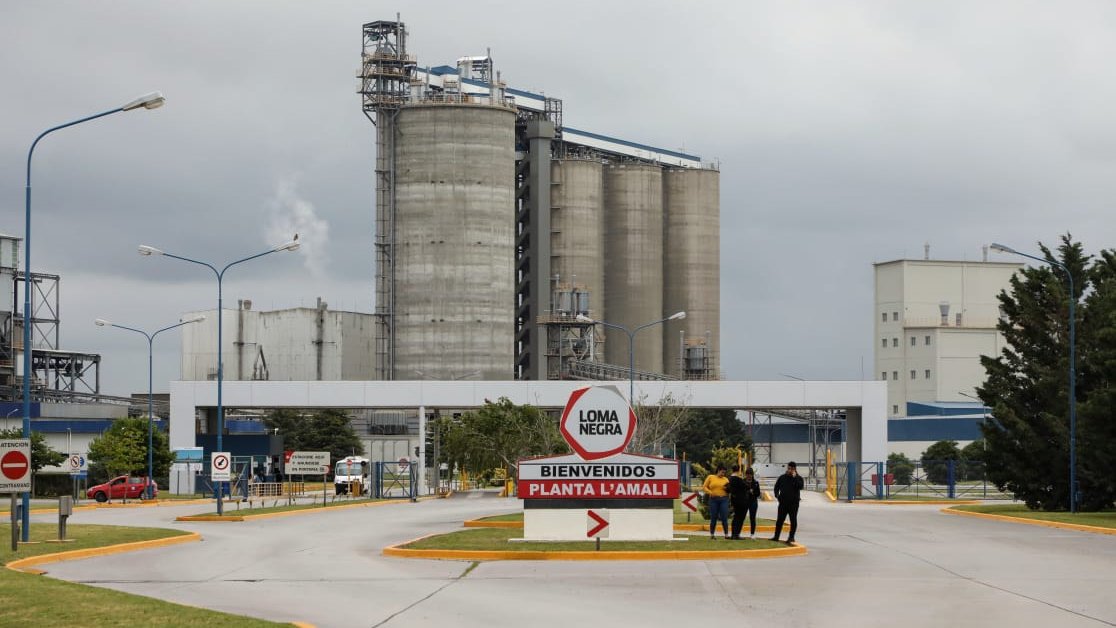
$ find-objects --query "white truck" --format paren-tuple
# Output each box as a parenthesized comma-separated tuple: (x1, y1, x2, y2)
(334, 456, 371, 495)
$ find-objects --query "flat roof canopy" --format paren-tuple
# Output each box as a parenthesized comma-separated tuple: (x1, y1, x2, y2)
(169, 379, 887, 462)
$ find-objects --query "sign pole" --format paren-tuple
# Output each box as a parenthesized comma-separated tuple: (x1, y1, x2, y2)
(10, 494, 17, 551)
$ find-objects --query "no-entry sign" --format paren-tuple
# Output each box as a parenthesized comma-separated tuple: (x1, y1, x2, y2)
(0, 440, 31, 492)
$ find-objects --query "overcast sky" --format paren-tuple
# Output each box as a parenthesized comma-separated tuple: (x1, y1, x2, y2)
(4, 1, 1116, 396)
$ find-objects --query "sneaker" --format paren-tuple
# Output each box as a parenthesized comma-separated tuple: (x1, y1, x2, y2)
(769, 537, 779, 542)
(785, 539, 795, 545)
(730, 536, 740, 540)
(749, 535, 755, 540)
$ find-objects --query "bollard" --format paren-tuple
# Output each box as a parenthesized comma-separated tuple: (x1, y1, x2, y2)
(58, 496, 73, 541)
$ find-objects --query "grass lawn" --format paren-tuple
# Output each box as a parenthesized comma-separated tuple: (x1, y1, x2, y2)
(953, 504, 1116, 529)
(195, 497, 384, 517)
(0, 524, 284, 627)
(405, 527, 788, 552)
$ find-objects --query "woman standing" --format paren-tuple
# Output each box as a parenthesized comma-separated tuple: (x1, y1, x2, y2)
(702, 466, 730, 539)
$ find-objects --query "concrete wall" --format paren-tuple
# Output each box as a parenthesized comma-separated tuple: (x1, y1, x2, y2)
(550, 159, 605, 319)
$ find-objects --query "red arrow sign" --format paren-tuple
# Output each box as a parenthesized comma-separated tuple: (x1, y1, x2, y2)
(681, 492, 699, 512)
(1, 450, 29, 481)
(586, 510, 609, 537)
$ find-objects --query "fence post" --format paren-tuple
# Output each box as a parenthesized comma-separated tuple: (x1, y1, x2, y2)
(846, 462, 856, 503)
(875, 462, 883, 499)
(947, 460, 956, 499)
(374, 462, 383, 499)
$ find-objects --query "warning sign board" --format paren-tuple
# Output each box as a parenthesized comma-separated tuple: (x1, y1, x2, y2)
(286, 451, 330, 475)
(66, 453, 88, 475)
(211, 452, 231, 482)
(0, 439, 32, 492)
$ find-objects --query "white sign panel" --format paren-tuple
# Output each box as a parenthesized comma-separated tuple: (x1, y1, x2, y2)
(211, 451, 231, 482)
(0, 439, 32, 492)
(66, 453, 88, 475)
(558, 386, 637, 460)
(287, 451, 330, 475)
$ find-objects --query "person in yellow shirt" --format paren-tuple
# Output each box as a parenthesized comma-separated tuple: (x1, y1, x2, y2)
(702, 466, 730, 539)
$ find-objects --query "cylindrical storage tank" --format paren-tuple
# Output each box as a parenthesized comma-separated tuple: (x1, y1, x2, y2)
(662, 167, 720, 378)
(392, 103, 516, 380)
(550, 158, 605, 321)
(603, 163, 664, 373)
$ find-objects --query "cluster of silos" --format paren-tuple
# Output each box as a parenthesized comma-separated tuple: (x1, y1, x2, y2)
(390, 103, 516, 380)
(548, 160, 720, 378)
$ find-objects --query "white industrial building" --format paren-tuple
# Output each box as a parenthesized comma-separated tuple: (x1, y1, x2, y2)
(180, 298, 376, 382)
(874, 252, 1021, 417)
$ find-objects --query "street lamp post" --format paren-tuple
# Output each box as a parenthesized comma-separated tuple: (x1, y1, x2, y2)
(21, 91, 165, 541)
(990, 242, 1078, 514)
(576, 312, 686, 404)
(138, 239, 299, 514)
(94, 315, 206, 499)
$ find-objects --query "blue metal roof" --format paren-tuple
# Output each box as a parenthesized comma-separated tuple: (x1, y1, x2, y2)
(907, 401, 988, 417)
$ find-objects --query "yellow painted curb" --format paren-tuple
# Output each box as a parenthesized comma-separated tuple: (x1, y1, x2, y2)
(825, 490, 836, 502)
(463, 519, 777, 533)
(176, 498, 408, 522)
(290, 623, 317, 628)
(383, 537, 807, 561)
(6, 532, 202, 574)
(853, 499, 981, 506)
(942, 507, 1116, 536)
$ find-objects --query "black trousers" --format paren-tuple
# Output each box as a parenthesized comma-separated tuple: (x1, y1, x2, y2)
(731, 500, 759, 538)
(773, 500, 799, 541)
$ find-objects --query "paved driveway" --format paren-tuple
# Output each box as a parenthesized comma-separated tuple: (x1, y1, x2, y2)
(38, 494, 1116, 627)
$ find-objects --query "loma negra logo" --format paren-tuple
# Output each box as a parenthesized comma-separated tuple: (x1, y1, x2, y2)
(559, 386, 636, 460)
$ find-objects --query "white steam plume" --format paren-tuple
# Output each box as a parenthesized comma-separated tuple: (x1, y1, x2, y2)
(266, 177, 329, 276)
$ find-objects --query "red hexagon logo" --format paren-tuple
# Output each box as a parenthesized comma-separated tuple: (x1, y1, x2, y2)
(559, 386, 637, 460)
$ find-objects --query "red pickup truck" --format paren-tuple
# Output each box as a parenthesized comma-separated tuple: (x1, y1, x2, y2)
(87, 476, 158, 502)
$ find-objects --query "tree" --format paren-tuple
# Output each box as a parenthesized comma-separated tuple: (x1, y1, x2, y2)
(435, 398, 568, 479)
(887, 452, 914, 485)
(629, 393, 692, 457)
(0, 428, 65, 473)
(87, 418, 174, 479)
(959, 440, 987, 481)
(676, 409, 752, 468)
(264, 409, 364, 463)
(921, 440, 960, 485)
(979, 235, 1116, 511)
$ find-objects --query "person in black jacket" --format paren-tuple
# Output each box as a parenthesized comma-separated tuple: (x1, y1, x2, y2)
(771, 461, 804, 544)
(728, 465, 762, 539)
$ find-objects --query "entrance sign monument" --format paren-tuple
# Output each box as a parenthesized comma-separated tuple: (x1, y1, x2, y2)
(518, 385, 678, 540)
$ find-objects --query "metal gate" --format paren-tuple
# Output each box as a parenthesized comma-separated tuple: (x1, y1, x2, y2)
(375, 461, 416, 499)
(835, 462, 886, 501)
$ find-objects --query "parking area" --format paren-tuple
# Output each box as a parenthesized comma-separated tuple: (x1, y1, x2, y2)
(34, 493, 1116, 628)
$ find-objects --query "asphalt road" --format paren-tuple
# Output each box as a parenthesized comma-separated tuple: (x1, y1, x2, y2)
(34, 493, 1116, 628)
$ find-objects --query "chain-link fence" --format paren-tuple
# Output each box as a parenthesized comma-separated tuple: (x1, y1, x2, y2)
(835, 460, 1012, 501)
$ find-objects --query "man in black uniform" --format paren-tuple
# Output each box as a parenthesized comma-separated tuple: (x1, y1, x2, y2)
(771, 461, 804, 545)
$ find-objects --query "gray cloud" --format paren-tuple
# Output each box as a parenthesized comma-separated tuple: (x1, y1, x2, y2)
(4, 1, 1116, 394)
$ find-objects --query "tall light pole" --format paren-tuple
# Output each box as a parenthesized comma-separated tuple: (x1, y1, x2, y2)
(22, 91, 165, 540)
(94, 315, 205, 499)
(576, 312, 686, 404)
(138, 239, 299, 514)
(990, 242, 1077, 514)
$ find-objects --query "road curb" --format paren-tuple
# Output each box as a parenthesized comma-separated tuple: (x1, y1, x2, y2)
(851, 499, 982, 505)
(175, 496, 438, 522)
(383, 534, 807, 561)
(5, 532, 202, 575)
(941, 507, 1116, 535)
(462, 518, 777, 533)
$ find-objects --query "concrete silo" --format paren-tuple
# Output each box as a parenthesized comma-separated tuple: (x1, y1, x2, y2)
(392, 103, 516, 380)
(662, 167, 720, 379)
(550, 158, 605, 318)
(603, 163, 664, 373)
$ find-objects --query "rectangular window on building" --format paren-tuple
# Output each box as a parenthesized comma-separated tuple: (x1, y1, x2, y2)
(910, 370, 916, 380)
(925, 335, 931, 345)
(892, 312, 899, 321)
(881, 372, 887, 380)
(892, 338, 898, 347)
(892, 404, 899, 414)
(892, 371, 898, 380)
(925, 369, 931, 379)
(910, 336, 916, 346)
(882, 312, 887, 323)
(882, 338, 887, 348)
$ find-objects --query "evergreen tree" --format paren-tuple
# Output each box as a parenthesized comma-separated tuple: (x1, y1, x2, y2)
(886, 452, 914, 485)
(978, 235, 1116, 511)
(920, 440, 961, 484)
(676, 409, 751, 468)
(264, 409, 364, 464)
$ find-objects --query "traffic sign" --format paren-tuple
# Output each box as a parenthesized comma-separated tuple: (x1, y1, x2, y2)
(0, 440, 31, 492)
(286, 451, 330, 475)
(211, 452, 231, 482)
(586, 509, 609, 538)
(559, 386, 637, 461)
(397, 457, 410, 471)
(66, 453, 88, 475)
(681, 492, 699, 513)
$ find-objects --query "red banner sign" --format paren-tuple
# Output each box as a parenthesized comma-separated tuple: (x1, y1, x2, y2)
(518, 479, 680, 499)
